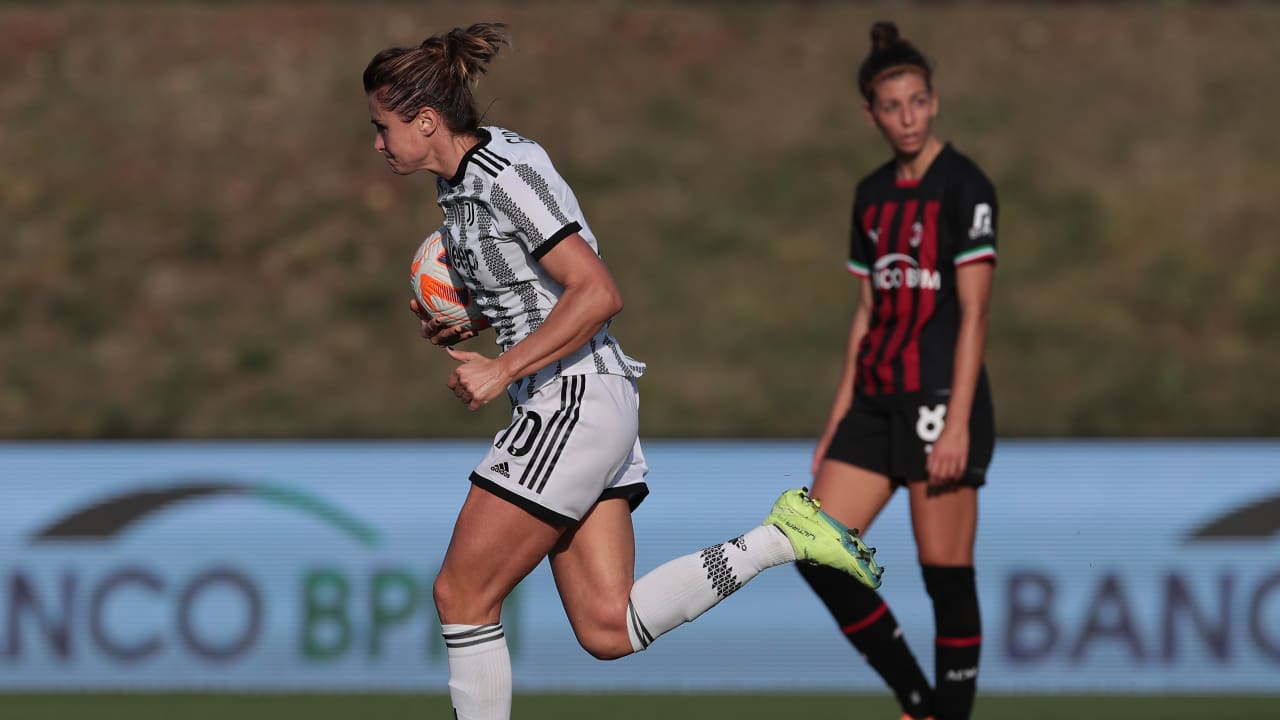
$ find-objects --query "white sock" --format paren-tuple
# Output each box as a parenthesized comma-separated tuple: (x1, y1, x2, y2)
(443, 623, 511, 720)
(626, 524, 795, 652)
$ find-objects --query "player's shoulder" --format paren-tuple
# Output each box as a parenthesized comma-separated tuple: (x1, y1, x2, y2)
(481, 126, 554, 168)
(478, 126, 576, 195)
(855, 158, 897, 198)
(939, 143, 996, 193)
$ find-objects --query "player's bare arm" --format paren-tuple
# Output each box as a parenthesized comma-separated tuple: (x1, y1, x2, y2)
(445, 233, 622, 410)
(813, 280, 875, 475)
(927, 261, 993, 485)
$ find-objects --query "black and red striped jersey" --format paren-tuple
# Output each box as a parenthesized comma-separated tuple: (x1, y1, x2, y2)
(846, 143, 997, 396)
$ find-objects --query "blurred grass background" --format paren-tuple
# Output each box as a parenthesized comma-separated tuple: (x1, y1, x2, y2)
(2, 1, 1277, 439)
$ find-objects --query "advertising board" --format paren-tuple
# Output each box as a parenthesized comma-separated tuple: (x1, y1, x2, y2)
(1, 441, 1276, 692)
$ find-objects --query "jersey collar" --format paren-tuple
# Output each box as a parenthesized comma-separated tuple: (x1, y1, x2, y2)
(895, 141, 952, 188)
(446, 128, 494, 187)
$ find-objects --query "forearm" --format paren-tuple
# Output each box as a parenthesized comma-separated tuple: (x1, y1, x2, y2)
(497, 283, 621, 382)
(825, 301, 872, 431)
(946, 260, 994, 429)
(946, 312, 987, 428)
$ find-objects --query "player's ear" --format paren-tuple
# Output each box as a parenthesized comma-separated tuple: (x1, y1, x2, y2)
(416, 107, 438, 136)
(862, 102, 877, 129)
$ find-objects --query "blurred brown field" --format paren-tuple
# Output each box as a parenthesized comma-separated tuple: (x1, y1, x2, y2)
(1, 2, 1277, 438)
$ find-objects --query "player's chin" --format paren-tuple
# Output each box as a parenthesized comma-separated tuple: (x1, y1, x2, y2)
(386, 159, 415, 176)
(892, 134, 925, 155)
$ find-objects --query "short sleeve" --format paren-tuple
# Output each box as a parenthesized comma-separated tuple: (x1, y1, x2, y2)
(950, 172, 998, 267)
(490, 163, 582, 259)
(847, 192, 872, 278)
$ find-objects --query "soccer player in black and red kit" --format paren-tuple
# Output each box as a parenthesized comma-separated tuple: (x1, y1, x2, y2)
(801, 22, 998, 720)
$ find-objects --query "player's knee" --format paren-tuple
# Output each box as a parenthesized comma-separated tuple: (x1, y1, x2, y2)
(576, 630, 631, 661)
(918, 551, 962, 567)
(569, 605, 632, 660)
(431, 572, 457, 619)
(917, 546, 973, 567)
(432, 569, 479, 622)
(433, 570, 505, 624)
(916, 532, 974, 566)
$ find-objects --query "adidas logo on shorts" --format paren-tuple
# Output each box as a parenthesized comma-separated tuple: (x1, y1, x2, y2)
(490, 461, 510, 478)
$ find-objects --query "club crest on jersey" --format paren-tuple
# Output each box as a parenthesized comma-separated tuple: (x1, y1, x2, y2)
(873, 253, 941, 291)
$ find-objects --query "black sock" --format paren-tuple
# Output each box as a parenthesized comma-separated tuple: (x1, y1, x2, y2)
(922, 565, 981, 720)
(798, 563, 933, 718)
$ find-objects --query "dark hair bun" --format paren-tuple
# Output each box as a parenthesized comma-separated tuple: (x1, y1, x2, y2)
(870, 21, 900, 52)
(857, 21, 931, 101)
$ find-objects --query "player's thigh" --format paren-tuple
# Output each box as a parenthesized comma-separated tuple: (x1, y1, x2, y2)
(816, 396, 897, 533)
(435, 484, 565, 624)
(548, 497, 636, 654)
(906, 482, 978, 566)
(811, 459, 895, 536)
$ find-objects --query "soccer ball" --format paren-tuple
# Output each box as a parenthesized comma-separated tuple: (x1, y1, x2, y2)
(410, 227, 489, 332)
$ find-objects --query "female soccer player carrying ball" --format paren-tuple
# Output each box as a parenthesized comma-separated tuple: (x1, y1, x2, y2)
(363, 23, 882, 720)
(801, 21, 999, 720)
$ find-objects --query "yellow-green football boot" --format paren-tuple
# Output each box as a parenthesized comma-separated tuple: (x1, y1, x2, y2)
(764, 488, 883, 589)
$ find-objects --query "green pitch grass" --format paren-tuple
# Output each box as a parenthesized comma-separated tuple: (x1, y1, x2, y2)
(1, 694, 1275, 720)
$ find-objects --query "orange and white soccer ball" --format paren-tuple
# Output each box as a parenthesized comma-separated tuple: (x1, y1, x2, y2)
(410, 227, 489, 332)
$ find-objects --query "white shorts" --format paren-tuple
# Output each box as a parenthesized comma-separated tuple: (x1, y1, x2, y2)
(470, 373, 649, 526)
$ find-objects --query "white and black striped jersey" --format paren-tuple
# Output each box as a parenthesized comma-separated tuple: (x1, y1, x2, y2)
(435, 126, 646, 401)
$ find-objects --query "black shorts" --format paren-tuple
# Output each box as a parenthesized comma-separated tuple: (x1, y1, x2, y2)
(825, 372, 995, 487)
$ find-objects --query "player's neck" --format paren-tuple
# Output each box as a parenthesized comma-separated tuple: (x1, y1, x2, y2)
(894, 136, 944, 182)
(433, 131, 483, 181)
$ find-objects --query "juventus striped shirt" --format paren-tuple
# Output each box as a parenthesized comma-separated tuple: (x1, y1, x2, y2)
(435, 127, 646, 400)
